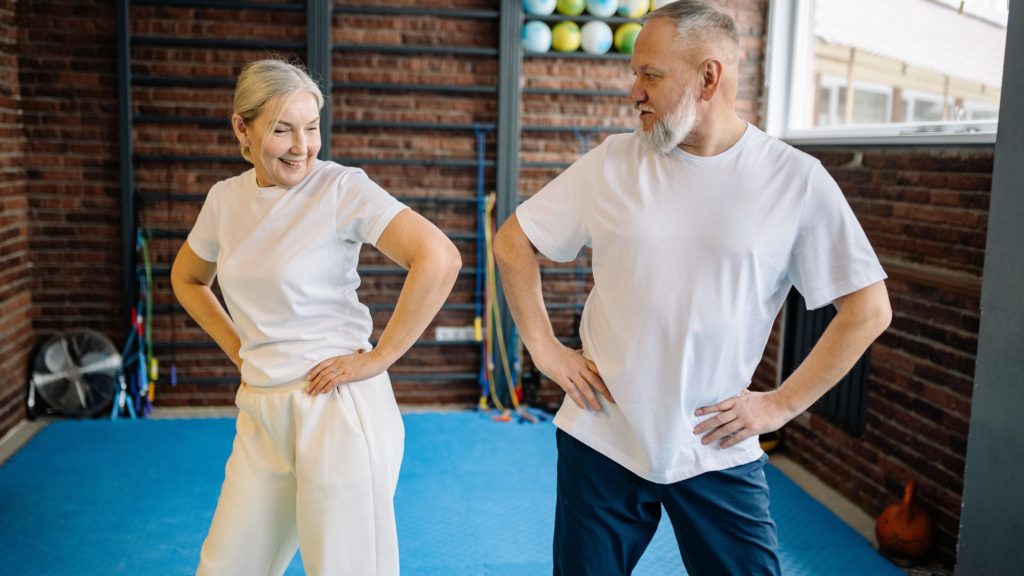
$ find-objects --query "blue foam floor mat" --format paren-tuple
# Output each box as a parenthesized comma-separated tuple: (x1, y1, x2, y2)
(0, 411, 903, 575)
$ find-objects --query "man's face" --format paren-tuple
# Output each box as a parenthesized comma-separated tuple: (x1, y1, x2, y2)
(629, 18, 702, 155)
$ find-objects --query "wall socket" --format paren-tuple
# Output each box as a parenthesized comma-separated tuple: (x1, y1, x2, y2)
(434, 326, 477, 342)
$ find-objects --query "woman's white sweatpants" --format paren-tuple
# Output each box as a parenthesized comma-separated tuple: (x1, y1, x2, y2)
(196, 373, 404, 576)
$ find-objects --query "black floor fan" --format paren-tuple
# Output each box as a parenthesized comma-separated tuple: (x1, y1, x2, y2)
(27, 330, 121, 419)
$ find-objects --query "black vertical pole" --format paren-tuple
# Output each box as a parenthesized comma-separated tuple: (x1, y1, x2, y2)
(117, 0, 135, 326)
(307, 0, 332, 160)
(494, 0, 522, 408)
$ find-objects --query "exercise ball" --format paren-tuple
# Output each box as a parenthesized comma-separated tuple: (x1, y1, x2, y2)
(613, 22, 642, 54)
(522, 20, 553, 53)
(580, 21, 613, 55)
(524, 0, 557, 16)
(586, 0, 618, 18)
(551, 20, 582, 52)
(651, 0, 676, 10)
(556, 0, 586, 16)
(617, 0, 649, 18)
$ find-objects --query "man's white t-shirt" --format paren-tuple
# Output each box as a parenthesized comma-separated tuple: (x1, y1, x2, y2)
(516, 124, 886, 484)
(187, 160, 406, 387)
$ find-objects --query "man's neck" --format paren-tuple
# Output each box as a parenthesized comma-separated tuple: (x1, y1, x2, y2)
(678, 113, 748, 157)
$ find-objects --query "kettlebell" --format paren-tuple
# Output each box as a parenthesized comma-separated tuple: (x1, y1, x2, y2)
(875, 479, 934, 560)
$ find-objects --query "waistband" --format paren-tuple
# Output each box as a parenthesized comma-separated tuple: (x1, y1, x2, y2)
(240, 378, 309, 394)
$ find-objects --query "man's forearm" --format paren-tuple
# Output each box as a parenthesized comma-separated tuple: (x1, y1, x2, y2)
(774, 281, 891, 418)
(494, 216, 559, 354)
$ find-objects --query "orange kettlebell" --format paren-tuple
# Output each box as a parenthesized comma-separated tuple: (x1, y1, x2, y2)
(875, 479, 934, 560)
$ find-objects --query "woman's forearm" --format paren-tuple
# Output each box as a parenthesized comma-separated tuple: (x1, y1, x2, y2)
(172, 281, 243, 369)
(372, 246, 461, 367)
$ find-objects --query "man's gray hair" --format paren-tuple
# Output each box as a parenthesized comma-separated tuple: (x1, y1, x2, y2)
(644, 0, 739, 49)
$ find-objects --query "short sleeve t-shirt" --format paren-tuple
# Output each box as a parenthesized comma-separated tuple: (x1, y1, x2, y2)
(187, 160, 407, 387)
(516, 124, 886, 483)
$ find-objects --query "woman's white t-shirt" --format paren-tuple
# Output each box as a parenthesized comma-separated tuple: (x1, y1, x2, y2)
(187, 160, 406, 387)
(517, 124, 886, 483)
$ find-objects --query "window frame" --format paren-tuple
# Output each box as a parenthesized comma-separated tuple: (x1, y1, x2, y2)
(763, 0, 1000, 146)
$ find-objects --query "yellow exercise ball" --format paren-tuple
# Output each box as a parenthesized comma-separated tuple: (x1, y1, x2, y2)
(556, 0, 586, 16)
(613, 22, 642, 54)
(617, 0, 649, 18)
(551, 21, 582, 53)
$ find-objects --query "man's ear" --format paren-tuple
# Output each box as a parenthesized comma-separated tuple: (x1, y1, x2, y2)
(700, 58, 724, 101)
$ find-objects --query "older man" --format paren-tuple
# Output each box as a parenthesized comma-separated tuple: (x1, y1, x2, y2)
(494, 1, 892, 575)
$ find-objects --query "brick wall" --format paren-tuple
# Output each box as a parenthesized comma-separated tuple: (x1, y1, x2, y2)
(18, 0, 122, 430)
(0, 0, 31, 438)
(751, 147, 991, 569)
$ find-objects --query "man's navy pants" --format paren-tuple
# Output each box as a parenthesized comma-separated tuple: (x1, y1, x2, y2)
(553, 429, 782, 576)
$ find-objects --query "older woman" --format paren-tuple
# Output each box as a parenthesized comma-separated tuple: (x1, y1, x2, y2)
(171, 58, 461, 576)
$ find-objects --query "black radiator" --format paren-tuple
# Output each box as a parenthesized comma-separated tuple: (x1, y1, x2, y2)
(781, 289, 871, 435)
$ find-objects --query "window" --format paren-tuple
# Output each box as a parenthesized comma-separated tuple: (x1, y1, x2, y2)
(899, 90, 945, 123)
(765, 0, 1008, 144)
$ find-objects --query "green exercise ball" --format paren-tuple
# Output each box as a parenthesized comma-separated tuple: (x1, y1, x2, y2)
(613, 22, 642, 54)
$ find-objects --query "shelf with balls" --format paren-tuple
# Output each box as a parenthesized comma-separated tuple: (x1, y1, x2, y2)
(522, 0, 675, 59)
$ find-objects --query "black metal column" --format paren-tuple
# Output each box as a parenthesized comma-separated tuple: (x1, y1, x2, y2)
(493, 0, 523, 406)
(307, 0, 332, 160)
(117, 0, 135, 324)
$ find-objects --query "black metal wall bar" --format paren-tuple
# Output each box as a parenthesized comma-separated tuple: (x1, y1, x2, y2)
(521, 124, 631, 133)
(334, 44, 497, 57)
(523, 87, 629, 97)
(117, 0, 134, 326)
(161, 373, 481, 386)
(132, 77, 236, 88)
(144, 265, 587, 279)
(334, 82, 496, 94)
(336, 121, 498, 131)
(137, 192, 477, 206)
(333, 6, 499, 19)
(150, 301, 578, 314)
(132, 0, 303, 10)
(527, 13, 640, 25)
(147, 228, 477, 243)
(131, 37, 304, 50)
(308, 0, 331, 161)
(133, 154, 493, 169)
(150, 302, 481, 315)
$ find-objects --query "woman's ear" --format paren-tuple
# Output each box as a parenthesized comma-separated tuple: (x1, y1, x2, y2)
(231, 114, 248, 145)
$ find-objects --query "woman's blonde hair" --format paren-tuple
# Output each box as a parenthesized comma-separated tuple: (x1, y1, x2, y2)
(233, 59, 325, 162)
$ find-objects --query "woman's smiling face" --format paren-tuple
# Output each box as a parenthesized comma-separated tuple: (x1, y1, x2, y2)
(235, 90, 322, 188)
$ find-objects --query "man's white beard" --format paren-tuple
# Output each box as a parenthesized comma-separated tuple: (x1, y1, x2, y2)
(635, 86, 699, 155)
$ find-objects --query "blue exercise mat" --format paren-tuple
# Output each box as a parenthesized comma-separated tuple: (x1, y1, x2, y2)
(0, 412, 903, 575)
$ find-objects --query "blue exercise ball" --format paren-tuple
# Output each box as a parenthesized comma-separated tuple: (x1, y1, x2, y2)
(586, 0, 618, 18)
(524, 0, 557, 15)
(522, 20, 553, 53)
(581, 21, 613, 55)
